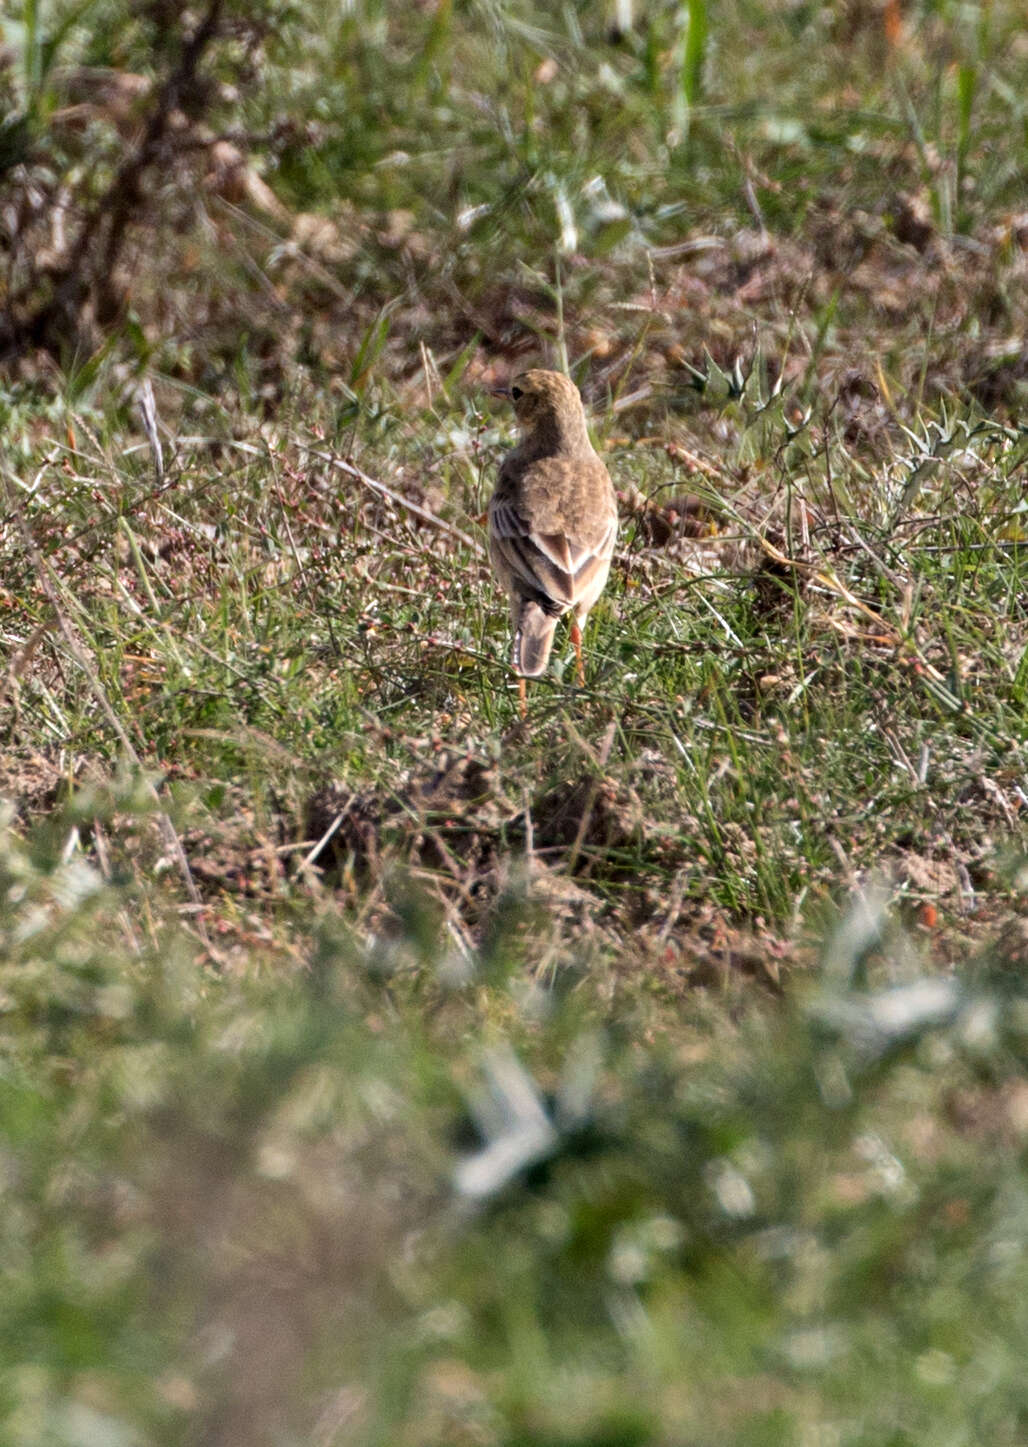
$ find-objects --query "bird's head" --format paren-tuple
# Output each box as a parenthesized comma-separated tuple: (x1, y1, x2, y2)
(489, 369, 587, 443)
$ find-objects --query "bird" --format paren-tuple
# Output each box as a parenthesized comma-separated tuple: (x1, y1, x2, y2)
(487, 369, 617, 714)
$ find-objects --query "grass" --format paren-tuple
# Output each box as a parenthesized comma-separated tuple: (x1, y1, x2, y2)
(4, 373, 1022, 945)
(0, 0, 1027, 1442)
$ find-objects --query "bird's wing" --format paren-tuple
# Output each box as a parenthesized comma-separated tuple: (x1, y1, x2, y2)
(489, 500, 576, 607)
(566, 514, 617, 600)
(489, 502, 616, 613)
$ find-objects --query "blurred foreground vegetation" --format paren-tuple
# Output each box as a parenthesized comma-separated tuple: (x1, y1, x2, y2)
(0, 1, 1026, 1442)
(3, 811, 1028, 1445)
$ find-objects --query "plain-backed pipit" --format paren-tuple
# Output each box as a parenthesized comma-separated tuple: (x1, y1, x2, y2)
(488, 369, 617, 712)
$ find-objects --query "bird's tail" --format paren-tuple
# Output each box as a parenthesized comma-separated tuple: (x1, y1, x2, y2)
(514, 600, 560, 677)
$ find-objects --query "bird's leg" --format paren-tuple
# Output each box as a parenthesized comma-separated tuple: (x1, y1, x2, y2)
(518, 676, 528, 717)
(570, 621, 585, 686)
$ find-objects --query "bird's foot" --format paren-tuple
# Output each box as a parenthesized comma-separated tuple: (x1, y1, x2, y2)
(570, 622, 585, 686)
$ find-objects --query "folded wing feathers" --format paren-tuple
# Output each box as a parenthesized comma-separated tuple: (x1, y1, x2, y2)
(533, 531, 575, 576)
(567, 549, 611, 604)
(491, 532, 573, 609)
(492, 510, 615, 616)
(488, 502, 525, 540)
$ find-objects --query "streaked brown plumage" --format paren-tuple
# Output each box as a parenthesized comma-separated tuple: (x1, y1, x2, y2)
(487, 370, 617, 709)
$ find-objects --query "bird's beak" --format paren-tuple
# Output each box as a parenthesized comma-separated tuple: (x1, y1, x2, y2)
(487, 385, 512, 401)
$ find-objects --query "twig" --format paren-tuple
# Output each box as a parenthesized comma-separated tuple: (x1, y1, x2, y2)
(295, 440, 487, 556)
(303, 798, 355, 871)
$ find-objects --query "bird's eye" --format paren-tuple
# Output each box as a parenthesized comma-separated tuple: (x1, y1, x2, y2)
(511, 386, 523, 400)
